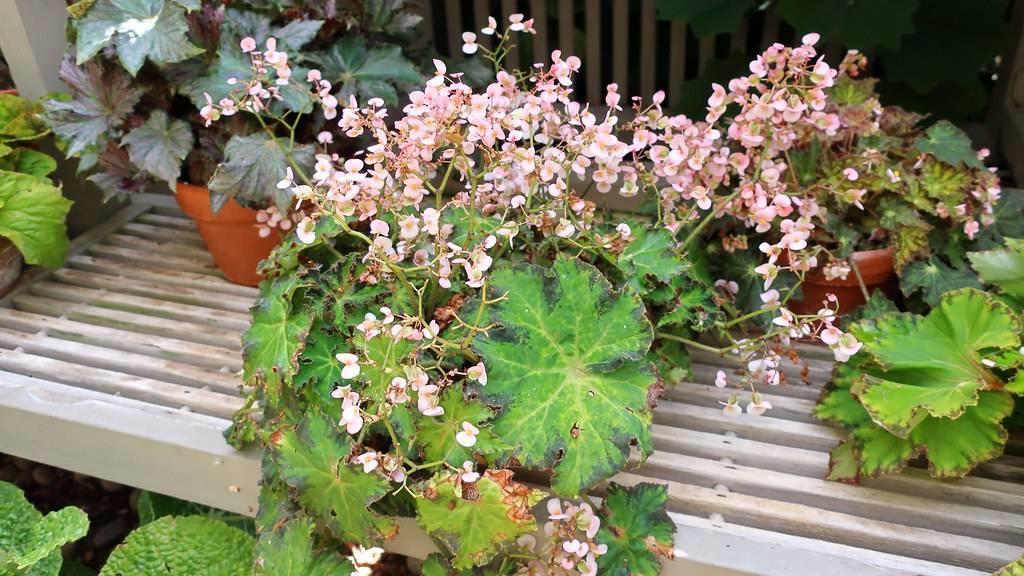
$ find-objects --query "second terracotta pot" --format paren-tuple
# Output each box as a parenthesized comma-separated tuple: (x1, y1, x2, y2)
(789, 246, 896, 315)
(175, 183, 281, 286)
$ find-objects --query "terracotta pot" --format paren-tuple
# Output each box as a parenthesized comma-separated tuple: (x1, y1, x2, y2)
(0, 89, 18, 96)
(0, 238, 24, 297)
(789, 246, 896, 315)
(175, 182, 281, 286)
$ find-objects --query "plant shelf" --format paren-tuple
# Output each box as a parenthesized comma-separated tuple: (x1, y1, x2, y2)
(0, 197, 1020, 576)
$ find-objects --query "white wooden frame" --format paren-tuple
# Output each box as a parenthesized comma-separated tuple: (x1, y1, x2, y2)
(0, 1, 1022, 573)
(0, 197, 1018, 576)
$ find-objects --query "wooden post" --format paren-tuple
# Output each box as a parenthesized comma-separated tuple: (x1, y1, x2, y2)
(0, 0, 128, 236)
(0, 0, 68, 99)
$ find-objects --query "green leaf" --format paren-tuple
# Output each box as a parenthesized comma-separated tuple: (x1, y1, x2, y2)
(308, 37, 422, 106)
(656, 285, 716, 332)
(825, 440, 862, 482)
(208, 134, 314, 211)
(852, 289, 1021, 435)
(275, 415, 398, 543)
(272, 20, 324, 51)
(878, 0, 1006, 94)
(652, 0, 755, 37)
(253, 518, 352, 576)
(616, 226, 685, 294)
(852, 426, 915, 478)
(908, 390, 1013, 477)
(995, 555, 1024, 576)
(596, 482, 676, 576)
(416, 470, 542, 570)
(242, 275, 315, 406)
(0, 95, 49, 143)
(474, 257, 657, 496)
(0, 482, 89, 576)
(0, 171, 72, 268)
(41, 57, 142, 157)
(121, 111, 192, 190)
(136, 491, 254, 535)
(75, 0, 203, 75)
(414, 391, 506, 467)
(775, 0, 917, 51)
(0, 148, 58, 179)
(99, 516, 253, 576)
(914, 120, 986, 169)
(969, 244, 1024, 298)
(899, 258, 981, 308)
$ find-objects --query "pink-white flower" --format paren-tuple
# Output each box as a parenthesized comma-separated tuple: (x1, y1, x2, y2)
(462, 31, 478, 54)
(508, 13, 525, 31)
(832, 332, 862, 362)
(481, 16, 497, 35)
(335, 352, 360, 379)
(746, 394, 772, 416)
(843, 167, 859, 181)
(456, 421, 479, 447)
(467, 362, 487, 385)
(714, 370, 728, 388)
(355, 451, 379, 473)
(339, 402, 363, 434)
(460, 461, 480, 483)
(296, 216, 316, 244)
(721, 399, 742, 417)
(240, 36, 256, 52)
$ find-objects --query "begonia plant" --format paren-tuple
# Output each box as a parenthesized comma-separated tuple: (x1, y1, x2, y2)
(817, 238, 1024, 481)
(213, 15, 862, 575)
(42, 0, 423, 216)
(704, 50, 1001, 314)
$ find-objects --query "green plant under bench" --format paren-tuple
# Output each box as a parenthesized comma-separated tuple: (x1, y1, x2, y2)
(0, 196, 1020, 576)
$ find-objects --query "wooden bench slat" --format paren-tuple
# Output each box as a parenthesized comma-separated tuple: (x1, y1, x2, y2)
(103, 234, 214, 261)
(28, 281, 251, 331)
(13, 295, 242, 350)
(664, 380, 819, 423)
(0, 326, 241, 396)
(654, 399, 844, 452)
(67, 255, 259, 299)
(0, 308, 241, 371)
(87, 244, 222, 276)
(651, 425, 1024, 514)
(118, 222, 206, 247)
(135, 212, 197, 231)
(0, 350, 242, 418)
(612, 472, 1024, 573)
(641, 451, 1024, 545)
(51, 268, 253, 314)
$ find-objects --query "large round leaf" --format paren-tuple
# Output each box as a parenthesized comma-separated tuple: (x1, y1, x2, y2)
(99, 516, 252, 575)
(416, 470, 542, 570)
(0, 482, 88, 576)
(0, 171, 72, 268)
(596, 482, 676, 576)
(474, 257, 657, 496)
(852, 289, 1021, 435)
(274, 416, 398, 544)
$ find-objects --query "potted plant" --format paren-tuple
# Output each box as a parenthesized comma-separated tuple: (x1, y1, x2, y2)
(40, 0, 424, 286)
(707, 51, 1001, 316)
(0, 93, 73, 296)
(816, 235, 1023, 482)
(210, 17, 864, 573)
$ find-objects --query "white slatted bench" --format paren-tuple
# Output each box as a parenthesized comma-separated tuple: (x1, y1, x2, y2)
(0, 197, 1021, 576)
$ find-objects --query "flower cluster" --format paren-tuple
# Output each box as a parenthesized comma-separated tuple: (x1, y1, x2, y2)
(517, 499, 608, 576)
(201, 16, 865, 425)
